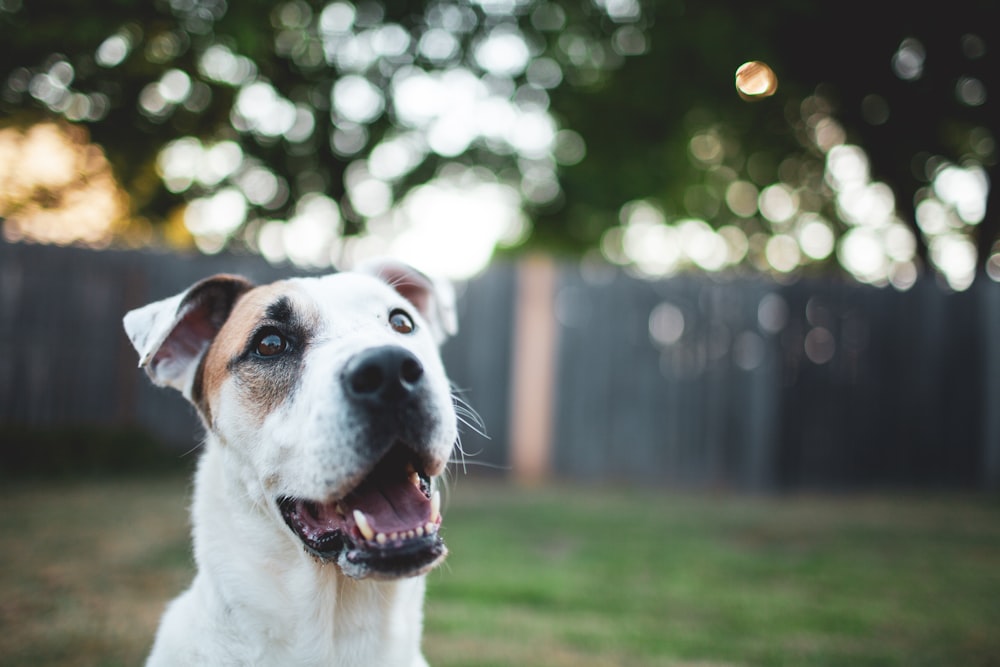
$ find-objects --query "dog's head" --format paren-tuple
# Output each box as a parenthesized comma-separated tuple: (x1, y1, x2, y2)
(123, 259, 458, 580)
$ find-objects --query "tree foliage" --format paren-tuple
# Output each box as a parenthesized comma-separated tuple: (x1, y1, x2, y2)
(0, 0, 996, 285)
(542, 0, 997, 288)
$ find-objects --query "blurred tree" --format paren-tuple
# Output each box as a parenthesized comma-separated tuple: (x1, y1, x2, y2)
(1, 0, 631, 271)
(543, 0, 998, 288)
(0, 0, 996, 286)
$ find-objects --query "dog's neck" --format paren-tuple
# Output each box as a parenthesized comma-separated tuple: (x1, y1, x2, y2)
(184, 441, 429, 665)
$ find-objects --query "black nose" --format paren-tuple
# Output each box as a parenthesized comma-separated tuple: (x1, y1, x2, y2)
(343, 346, 425, 404)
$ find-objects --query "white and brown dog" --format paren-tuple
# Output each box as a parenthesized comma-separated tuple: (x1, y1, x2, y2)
(123, 260, 459, 666)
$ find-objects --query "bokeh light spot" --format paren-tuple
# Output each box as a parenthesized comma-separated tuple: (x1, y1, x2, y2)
(474, 26, 531, 77)
(725, 180, 759, 218)
(804, 327, 836, 364)
(689, 131, 723, 166)
(765, 234, 801, 273)
(861, 94, 890, 125)
(838, 227, 887, 283)
(96, 33, 131, 68)
(955, 76, 987, 107)
(735, 61, 778, 101)
(757, 293, 789, 334)
(986, 252, 1000, 283)
(332, 75, 385, 124)
(759, 184, 798, 225)
(649, 302, 685, 347)
(892, 38, 925, 81)
(797, 214, 835, 260)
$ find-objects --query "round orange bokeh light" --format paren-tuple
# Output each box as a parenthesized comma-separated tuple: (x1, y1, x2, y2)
(735, 61, 778, 101)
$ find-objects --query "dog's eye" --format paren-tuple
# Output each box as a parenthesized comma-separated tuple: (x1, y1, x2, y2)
(389, 309, 415, 334)
(254, 330, 288, 357)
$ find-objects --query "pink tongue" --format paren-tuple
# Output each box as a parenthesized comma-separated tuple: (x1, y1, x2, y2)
(345, 476, 430, 535)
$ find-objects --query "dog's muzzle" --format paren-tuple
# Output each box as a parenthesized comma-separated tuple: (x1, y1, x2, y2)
(278, 345, 449, 580)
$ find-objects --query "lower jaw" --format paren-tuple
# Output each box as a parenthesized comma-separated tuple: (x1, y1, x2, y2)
(338, 535, 448, 580)
(296, 533, 447, 580)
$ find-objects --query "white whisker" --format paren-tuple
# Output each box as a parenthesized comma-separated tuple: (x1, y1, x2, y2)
(179, 440, 206, 459)
(452, 431, 468, 475)
(446, 459, 511, 471)
(446, 386, 494, 477)
(451, 387, 488, 439)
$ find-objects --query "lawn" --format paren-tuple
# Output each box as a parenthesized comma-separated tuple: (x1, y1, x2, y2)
(1, 476, 998, 666)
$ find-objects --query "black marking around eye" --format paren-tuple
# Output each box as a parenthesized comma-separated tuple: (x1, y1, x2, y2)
(265, 296, 295, 324)
(235, 296, 306, 362)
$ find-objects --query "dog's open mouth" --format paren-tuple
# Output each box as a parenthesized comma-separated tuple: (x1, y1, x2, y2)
(277, 444, 446, 580)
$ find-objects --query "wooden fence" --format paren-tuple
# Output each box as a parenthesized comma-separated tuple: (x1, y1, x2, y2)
(550, 264, 999, 491)
(1, 240, 998, 490)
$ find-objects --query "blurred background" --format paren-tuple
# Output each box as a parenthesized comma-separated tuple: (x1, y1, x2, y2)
(2, 1, 1000, 665)
(2, 0, 999, 490)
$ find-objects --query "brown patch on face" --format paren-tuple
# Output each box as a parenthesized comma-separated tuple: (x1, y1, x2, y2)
(196, 282, 318, 429)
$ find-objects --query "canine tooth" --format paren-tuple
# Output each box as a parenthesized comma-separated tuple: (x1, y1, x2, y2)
(430, 490, 441, 524)
(409, 471, 421, 488)
(354, 510, 375, 541)
(376, 533, 387, 545)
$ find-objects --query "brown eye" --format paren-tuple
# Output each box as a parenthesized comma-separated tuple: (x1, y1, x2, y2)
(389, 309, 415, 334)
(255, 330, 288, 357)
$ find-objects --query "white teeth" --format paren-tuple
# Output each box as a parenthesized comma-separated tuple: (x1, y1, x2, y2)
(409, 471, 421, 488)
(353, 510, 375, 541)
(350, 490, 439, 546)
(430, 490, 441, 524)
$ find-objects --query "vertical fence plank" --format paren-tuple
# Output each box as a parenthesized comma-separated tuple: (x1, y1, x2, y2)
(981, 279, 1000, 490)
(440, 262, 516, 473)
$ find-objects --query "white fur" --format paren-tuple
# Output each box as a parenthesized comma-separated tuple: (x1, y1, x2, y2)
(126, 263, 457, 667)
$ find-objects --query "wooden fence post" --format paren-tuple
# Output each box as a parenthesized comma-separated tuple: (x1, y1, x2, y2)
(508, 255, 558, 484)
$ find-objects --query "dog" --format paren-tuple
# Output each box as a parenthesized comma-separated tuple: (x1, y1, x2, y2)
(123, 259, 459, 666)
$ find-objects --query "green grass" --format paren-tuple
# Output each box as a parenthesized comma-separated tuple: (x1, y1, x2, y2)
(426, 483, 1000, 667)
(1, 477, 999, 666)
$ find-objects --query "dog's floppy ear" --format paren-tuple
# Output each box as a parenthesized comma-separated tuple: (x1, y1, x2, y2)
(357, 259, 457, 344)
(123, 274, 254, 396)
